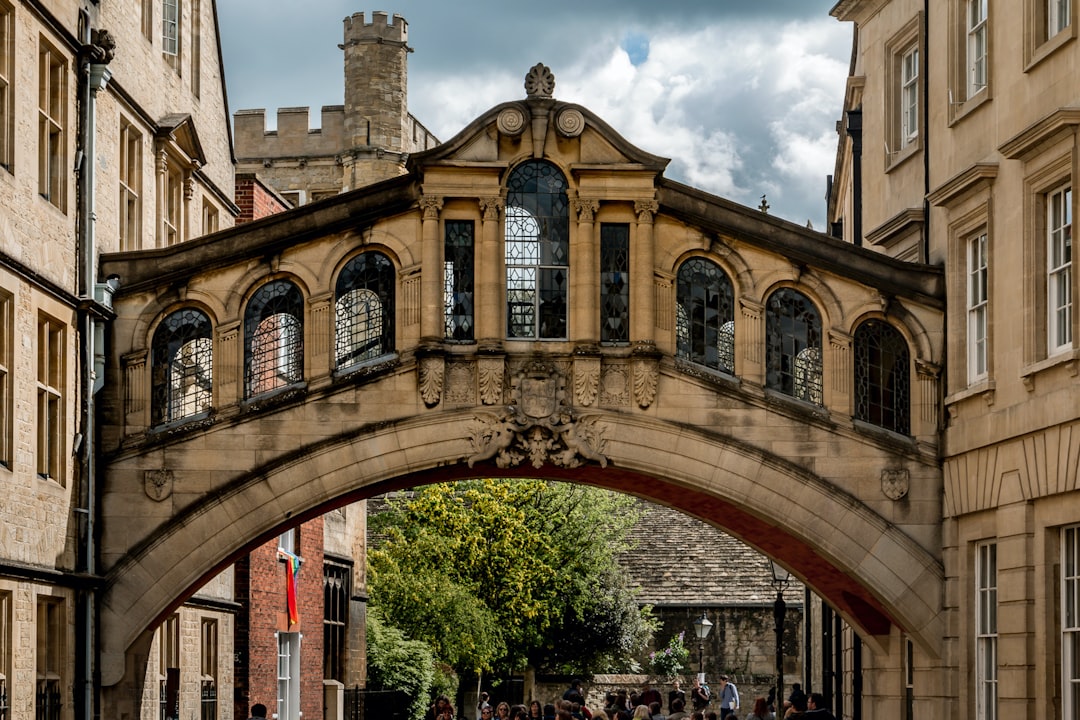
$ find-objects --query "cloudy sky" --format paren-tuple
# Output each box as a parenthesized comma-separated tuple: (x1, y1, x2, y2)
(217, 1, 852, 230)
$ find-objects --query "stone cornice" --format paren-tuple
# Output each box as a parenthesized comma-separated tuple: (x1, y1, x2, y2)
(999, 107, 1080, 161)
(927, 163, 999, 206)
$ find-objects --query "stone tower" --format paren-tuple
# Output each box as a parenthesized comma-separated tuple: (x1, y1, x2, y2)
(341, 11, 412, 189)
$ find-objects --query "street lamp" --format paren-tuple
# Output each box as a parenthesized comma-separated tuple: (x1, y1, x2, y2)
(692, 611, 713, 681)
(769, 560, 791, 709)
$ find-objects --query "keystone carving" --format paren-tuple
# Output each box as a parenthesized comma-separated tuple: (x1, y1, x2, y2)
(468, 361, 607, 469)
(881, 468, 910, 501)
(418, 355, 444, 407)
(145, 468, 174, 502)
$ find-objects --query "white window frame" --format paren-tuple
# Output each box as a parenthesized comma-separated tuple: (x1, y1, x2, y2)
(1047, 185, 1073, 354)
(975, 541, 997, 720)
(967, 232, 988, 381)
(162, 0, 179, 58)
(1049, 0, 1072, 38)
(1063, 525, 1080, 720)
(901, 44, 919, 147)
(276, 631, 301, 720)
(967, 0, 988, 97)
(36, 316, 63, 482)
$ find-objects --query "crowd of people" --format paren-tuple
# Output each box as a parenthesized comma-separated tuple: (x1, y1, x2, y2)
(443, 678, 837, 720)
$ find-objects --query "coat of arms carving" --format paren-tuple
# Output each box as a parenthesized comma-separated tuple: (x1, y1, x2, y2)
(468, 361, 608, 469)
(145, 468, 174, 501)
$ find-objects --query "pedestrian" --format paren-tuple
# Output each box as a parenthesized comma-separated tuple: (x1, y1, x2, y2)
(479, 693, 492, 720)
(716, 676, 739, 719)
(667, 698, 689, 720)
(690, 677, 711, 712)
(803, 693, 834, 720)
(668, 680, 686, 712)
(247, 704, 267, 720)
(745, 697, 772, 720)
(786, 686, 805, 711)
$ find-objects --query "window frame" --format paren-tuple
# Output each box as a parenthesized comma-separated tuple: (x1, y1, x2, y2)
(0, 290, 10, 469)
(675, 256, 736, 374)
(444, 220, 475, 343)
(504, 160, 570, 341)
(1064, 525, 1080, 720)
(151, 308, 213, 426)
(967, 231, 989, 381)
(853, 318, 911, 436)
(200, 618, 218, 720)
(765, 287, 823, 405)
(38, 39, 66, 211)
(36, 597, 64, 720)
(975, 541, 998, 720)
(0, 1, 13, 173)
(162, 0, 180, 65)
(277, 631, 301, 720)
(1047, 184, 1073, 355)
(244, 279, 305, 398)
(36, 315, 64, 482)
(967, 0, 989, 99)
(884, 15, 923, 169)
(600, 223, 630, 345)
(335, 252, 395, 369)
(120, 119, 143, 251)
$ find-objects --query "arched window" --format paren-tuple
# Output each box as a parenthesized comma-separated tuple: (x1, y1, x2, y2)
(245, 280, 303, 397)
(675, 257, 736, 373)
(151, 308, 212, 425)
(505, 160, 569, 339)
(335, 252, 394, 368)
(766, 288, 822, 403)
(854, 319, 911, 435)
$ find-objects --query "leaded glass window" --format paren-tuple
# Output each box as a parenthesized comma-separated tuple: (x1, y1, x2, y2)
(766, 288, 822, 403)
(675, 257, 735, 373)
(854, 319, 910, 435)
(245, 280, 303, 397)
(152, 308, 213, 425)
(505, 160, 569, 339)
(1065, 525, 1080, 720)
(445, 221, 475, 341)
(600, 223, 630, 344)
(336, 252, 394, 368)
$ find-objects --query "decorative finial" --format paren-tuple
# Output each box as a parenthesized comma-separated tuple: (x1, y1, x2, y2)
(524, 63, 555, 99)
(758, 194, 770, 214)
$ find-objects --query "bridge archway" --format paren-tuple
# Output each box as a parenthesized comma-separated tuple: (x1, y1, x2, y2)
(98, 77, 947, 704)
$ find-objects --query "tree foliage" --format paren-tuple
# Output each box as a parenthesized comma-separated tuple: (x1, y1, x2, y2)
(365, 610, 436, 720)
(368, 479, 655, 677)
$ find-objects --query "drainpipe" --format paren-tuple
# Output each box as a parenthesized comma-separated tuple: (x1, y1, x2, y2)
(76, 27, 114, 720)
(922, 0, 931, 263)
(845, 108, 863, 247)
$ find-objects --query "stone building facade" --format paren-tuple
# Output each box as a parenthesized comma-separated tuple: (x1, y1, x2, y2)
(233, 12, 438, 208)
(0, 2, 237, 720)
(829, 1, 1080, 717)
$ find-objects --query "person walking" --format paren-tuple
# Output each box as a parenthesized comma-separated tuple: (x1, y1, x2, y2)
(690, 678, 711, 712)
(715, 676, 739, 719)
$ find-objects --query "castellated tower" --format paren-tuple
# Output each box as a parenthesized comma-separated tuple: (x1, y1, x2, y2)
(233, 11, 437, 206)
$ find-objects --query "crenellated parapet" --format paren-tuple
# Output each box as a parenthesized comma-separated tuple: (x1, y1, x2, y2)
(234, 106, 345, 160)
(342, 11, 408, 46)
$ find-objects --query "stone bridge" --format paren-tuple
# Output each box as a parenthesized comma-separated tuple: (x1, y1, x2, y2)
(97, 74, 946, 704)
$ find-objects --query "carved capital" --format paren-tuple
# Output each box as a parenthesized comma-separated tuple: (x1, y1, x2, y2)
(479, 197, 503, 221)
(419, 195, 444, 220)
(635, 199, 659, 224)
(573, 198, 600, 223)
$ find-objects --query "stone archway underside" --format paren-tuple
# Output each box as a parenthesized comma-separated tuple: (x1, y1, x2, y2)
(99, 410, 943, 686)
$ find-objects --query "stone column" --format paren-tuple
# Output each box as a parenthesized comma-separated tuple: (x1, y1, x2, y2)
(632, 199, 659, 346)
(477, 196, 503, 345)
(572, 197, 600, 345)
(419, 195, 444, 343)
(156, 149, 167, 246)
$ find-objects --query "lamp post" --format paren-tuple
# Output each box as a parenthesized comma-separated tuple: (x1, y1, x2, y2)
(692, 611, 713, 681)
(769, 560, 791, 709)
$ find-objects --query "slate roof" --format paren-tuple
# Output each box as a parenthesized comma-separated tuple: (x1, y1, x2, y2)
(619, 501, 803, 607)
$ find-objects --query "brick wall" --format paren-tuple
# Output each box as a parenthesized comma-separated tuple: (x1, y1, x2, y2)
(235, 516, 325, 720)
(235, 173, 291, 224)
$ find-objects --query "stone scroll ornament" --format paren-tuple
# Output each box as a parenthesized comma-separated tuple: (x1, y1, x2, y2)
(468, 361, 608, 469)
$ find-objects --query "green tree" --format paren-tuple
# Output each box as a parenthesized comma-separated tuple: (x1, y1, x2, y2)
(368, 480, 654, 677)
(365, 610, 436, 720)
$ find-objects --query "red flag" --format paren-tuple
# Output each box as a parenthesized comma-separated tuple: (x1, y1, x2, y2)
(278, 549, 301, 625)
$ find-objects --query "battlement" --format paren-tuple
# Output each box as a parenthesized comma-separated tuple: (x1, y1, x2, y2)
(343, 11, 408, 44)
(234, 106, 346, 160)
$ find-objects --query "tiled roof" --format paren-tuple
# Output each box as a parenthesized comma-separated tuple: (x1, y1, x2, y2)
(620, 501, 802, 607)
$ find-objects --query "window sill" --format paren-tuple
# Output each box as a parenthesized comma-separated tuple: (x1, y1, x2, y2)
(334, 352, 398, 379)
(1025, 25, 1075, 72)
(763, 388, 828, 418)
(885, 140, 921, 173)
(945, 378, 995, 413)
(1020, 348, 1080, 391)
(948, 88, 990, 126)
(852, 419, 917, 449)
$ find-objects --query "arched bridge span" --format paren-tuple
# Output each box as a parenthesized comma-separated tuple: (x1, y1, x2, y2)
(97, 89, 946, 690)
